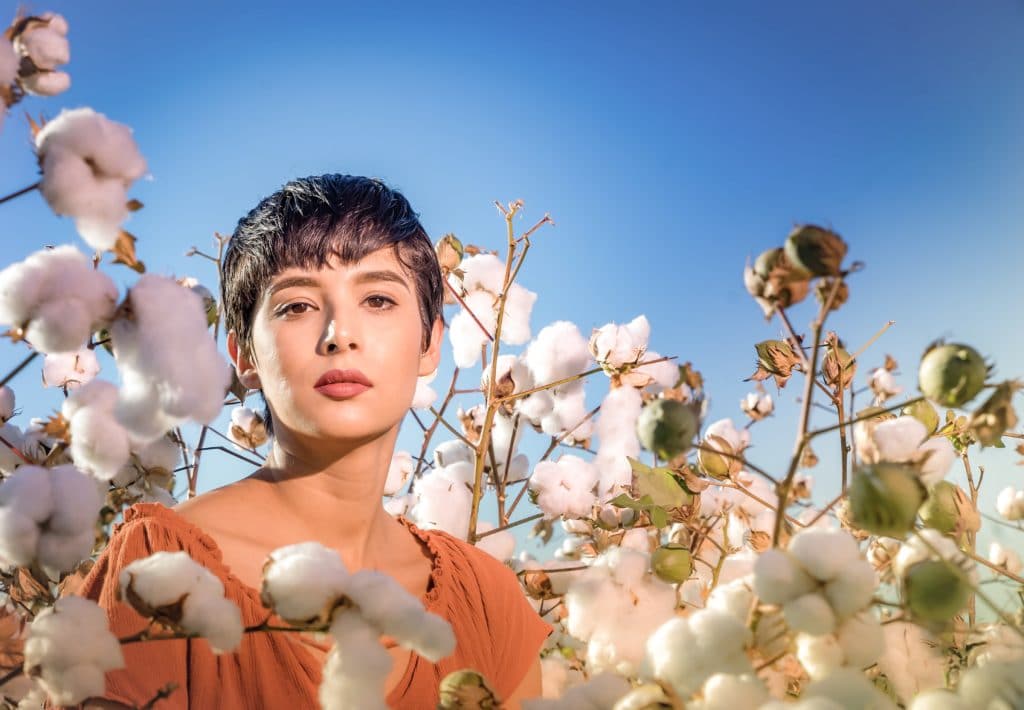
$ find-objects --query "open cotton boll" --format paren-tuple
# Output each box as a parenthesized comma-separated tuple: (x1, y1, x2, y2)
(876, 622, 946, 704)
(704, 418, 750, 456)
(448, 290, 498, 368)
(907, 690, 968, 710)
(111, 274, 232, 442)
(823, 561, 876, 619)
(916, 437, 956, 487)
(260, 542, 350, 624)
(23, 596, 124, 707)
(412, 370, 437, 410)
(383, 451, 414, 496)
(957, 659, 1024, 709)
(35, 109, 146, 249)
(788, 528, 860, 583)
(460, 253, 506, 294)
(498, 283, 537, 345)
(997, 486, 1024, 521)
(783, 593, 837, 636)
(0, 38, 17, 93)
(529, 455, 599, 520)
(989, 541, 1023, 575)
(321, 610, 392, 710)
(432, 439, 474, 469)
(120, 552, 243, 653)
(227, 406, 268, 450)
(0, 245, 118, 354)
(0, 508, 40, 567)
(345, 569, 455, 662)
(408, 468, 472, 536)
(589, 315, 650, 370)
(475, 521, 516, 562)
(42, 348, 100, 389)
(525, 321, 592, 387)
(700, 673, 770, 709)
(63, 381, 131, 481)
(804, 667, 898, 709)
(835, 613, 884, 668)
(871, 417, 928, 464)
(798, 633, 844, 680)
(753, 549, 816, 605)
(643, 610, 752, 697)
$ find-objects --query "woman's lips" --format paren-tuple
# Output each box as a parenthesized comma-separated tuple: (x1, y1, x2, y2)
(314, 382, 371, 399)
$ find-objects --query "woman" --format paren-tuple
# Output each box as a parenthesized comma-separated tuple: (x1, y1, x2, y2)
(79, 175, 552, 709)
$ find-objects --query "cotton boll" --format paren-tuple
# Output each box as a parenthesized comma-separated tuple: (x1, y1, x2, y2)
(823, 561, 877, 619)
(788, 528, 860, 583)
(46, 464, 102, 533)
(475, 521, 516, 562)
(525, 321, 592, 387)
(0, 246, 118, 354)
(997, 486, 1024, 521)
(460, 253, 506, 294)
(916, 437, 956, 487)
(706, 577, 755, 621)
(700, 673, 769, 709)
(0, 508, 40, 566)
(835, 613, 884, 668)
(227, 406, 268, 450)
(345, 570, 455, 661)
(803, 667, 898, 709)
(321, 610, 392, 710)
(589, 315, 650, 370)
(529, 455, 599, 520)
(409, 468, 472, 536)
(37, 527, 95, 577)
(0, 465, 55, 523)
(449, 290, 497, 368)
(798, 633, 844, 680)
(412, 371, 438, 409)
(704, 418, 750, 456)
(753, 549, 817, 605)
(383, 451, 414, 496)
(634, 350, 679, 393)
(0, 38, 18, 91)
(957, 660, 1024, 710)
(783, 593, 837, 636)
(872, 417, 928, 464)
(876, 622, 946, 703)
(906, 690, 968, 710)
(989, 542, 1023, 575)
(134, 434, 180, 474)
(42, 349, 100, 389)
(498, 283, 537, 345)
(35, 110, 147, 249)
(24, 596, 124, 707)
(261, 542, 350, 624)
(66, 405, 131, 481)
(111, 274, 232, 442)
(432, 439, 474, 468)
(180, 592, 243, 653)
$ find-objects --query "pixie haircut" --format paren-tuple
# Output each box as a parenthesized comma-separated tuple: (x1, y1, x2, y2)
(219, 174, 445, 435)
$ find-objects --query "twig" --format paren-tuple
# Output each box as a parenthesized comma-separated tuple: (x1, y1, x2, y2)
(0, 181, 40, 206)
(0, 350, 39, 388)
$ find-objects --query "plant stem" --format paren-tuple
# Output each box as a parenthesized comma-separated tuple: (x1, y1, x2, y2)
(0, 181, 40, 206)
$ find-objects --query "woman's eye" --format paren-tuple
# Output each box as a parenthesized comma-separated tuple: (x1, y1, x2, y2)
(366, 295, 397, 310)
(279, 302, 312, 316)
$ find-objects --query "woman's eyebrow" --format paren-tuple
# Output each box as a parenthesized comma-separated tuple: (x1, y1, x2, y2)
(353, 269, 411, 293)
(268, 275, 321, 297)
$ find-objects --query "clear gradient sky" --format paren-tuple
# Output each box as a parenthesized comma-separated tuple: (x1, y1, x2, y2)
(1, 1, 1022, 555)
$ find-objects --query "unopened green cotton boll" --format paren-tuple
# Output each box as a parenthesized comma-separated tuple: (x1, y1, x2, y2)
(636, 399, 698, 461)
(848, 463, 926, 539)
(918, 343, 987, 408)
(902, 399, 940, 435)
(902, 560, 970, 622)
(650, 544, 693, 584)
(919, 481, 979, 536)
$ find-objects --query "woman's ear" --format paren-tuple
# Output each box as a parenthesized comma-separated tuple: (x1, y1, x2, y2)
(227, 330, 262, 390)
(418, 316, 444, 377)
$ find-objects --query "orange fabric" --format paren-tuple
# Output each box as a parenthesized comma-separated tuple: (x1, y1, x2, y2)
(72, 502, 552, 709)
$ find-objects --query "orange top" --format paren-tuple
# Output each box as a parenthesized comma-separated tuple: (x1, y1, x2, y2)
(73, 502, 553, 709)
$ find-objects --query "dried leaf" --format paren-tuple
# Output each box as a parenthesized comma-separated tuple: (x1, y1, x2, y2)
(126, 198, 144, 212)
(111, 230, 146, 273)
(884, 354, 898, 372)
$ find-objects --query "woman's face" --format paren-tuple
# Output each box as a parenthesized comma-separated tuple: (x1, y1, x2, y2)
(228, 245, 443, 448)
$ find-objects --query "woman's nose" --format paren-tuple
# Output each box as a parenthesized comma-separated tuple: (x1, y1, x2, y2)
(319, 318, 358, 355)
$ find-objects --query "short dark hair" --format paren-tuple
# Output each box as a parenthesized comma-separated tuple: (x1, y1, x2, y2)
(219, 174, 445, 436)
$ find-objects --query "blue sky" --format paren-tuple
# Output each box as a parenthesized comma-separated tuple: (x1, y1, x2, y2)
(1, 1, 1022, 555)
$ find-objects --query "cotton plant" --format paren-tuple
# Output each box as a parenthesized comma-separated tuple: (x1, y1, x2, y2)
(41, 347, 100, 389)
(226, 405, 268, 450)
(8, 12, 71, 97)
(60, 379, 132, 481)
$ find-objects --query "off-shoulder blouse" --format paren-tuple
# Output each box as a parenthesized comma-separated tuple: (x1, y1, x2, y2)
(72, 502, 552, 709)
